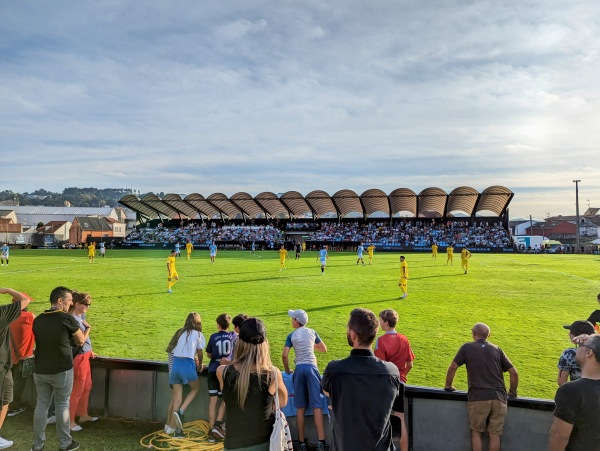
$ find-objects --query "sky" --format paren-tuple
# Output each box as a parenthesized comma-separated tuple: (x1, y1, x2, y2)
(1, 1, 599, 219)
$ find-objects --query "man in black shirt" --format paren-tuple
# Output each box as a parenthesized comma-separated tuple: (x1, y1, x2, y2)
(31, 287, 85, 451)
(585, 293, 600, 329)
(549, 333, 600, 450)
(322, 308, 401, 451)
(0, 288, 31, 449)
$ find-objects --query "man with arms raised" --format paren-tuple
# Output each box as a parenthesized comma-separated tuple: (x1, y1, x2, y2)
(322, 308, 401, 451)
(0, 288, 31, 449)
(32, 287, 85, 451)
(549, 333, 600, 450)
(445, 322, 518, 451)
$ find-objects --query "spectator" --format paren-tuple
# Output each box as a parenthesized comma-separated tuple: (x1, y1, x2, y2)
(166, 313, 205, 437)
(375, 309, 415, 451)
(68, 292, 98, 431)
(322, 308, 401, 451)
(216, 318, 288, 450)
(32, 286, 85, 451)
(282, 310, 328, 451)
(220, 314, 249, 366)
(549, 334, 600, 450)
(206, 314, 235, 442)
(8, 293, 35, 418)
(445, 322, 518, 451)
(557, 321, 595, 386)
(0, 288, 31, 449)
(585, 293, 600, 332)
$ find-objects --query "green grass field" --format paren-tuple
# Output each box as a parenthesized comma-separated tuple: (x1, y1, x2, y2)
(3, 248, 599, 401)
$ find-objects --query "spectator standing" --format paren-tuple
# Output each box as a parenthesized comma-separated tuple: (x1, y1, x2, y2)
(0, 288, 31, 449)
(7, 293, 35, 418)
(549, 333, 600, 450)
(322, 308, 401, 451)
(68, 292, 98, 431)
(557, 321, 595, 386)
(221, 314, 249, 366)
(282, 310, 328, 451)
(445, 322, 518, 451)
(206, 314, 235, 442)
(32, 286, 85, 451)
(216, 318, 288, 451)
(461, 247, 472, 274)
(166, 313, 205, 437)
(585, 293, 600, 332)
(398, 256, 408, 299)
(375, 309, 415, 451)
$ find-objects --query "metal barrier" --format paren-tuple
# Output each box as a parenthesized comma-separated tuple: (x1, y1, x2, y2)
(23, 357, 555, 451)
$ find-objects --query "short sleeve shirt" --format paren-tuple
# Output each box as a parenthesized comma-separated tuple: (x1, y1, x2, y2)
(172, 330, 205, 359)
(0, 302, 22, 369)
(375, 331, 415, 383)
(557, 348, 581, 382)
(206, 331, 235, 372)
(284, 327, 322, 366)
(33, 309, 81, 374)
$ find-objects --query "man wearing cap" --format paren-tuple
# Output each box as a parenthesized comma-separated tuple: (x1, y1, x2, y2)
(282, 309, 327, 451)
(0, 288, 31, 449)
(549, 334, 600, 450)
(321, 308, 401, 451)
(444, 322, 518, 451)
(557, 321, 595, 386)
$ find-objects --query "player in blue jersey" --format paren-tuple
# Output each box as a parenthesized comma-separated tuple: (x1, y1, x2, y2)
(317, 245, 329, 275)
(1, 243, 9, 266)
(205, 314, 235, 442)
(174, 242, 181, 257)
(356, 243, 365, 266)
(209, 243, 218, 264)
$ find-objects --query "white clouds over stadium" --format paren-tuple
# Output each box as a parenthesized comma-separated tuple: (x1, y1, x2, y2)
(1, 1, 599, 218)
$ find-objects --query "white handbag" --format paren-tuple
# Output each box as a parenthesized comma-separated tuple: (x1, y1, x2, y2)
(270, 367, 294, 451)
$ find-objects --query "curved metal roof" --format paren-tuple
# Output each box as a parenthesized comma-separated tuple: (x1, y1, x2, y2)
(119, 186, 512, 221)
(332, 189, 362, 217)
(447, 186, 479, 216)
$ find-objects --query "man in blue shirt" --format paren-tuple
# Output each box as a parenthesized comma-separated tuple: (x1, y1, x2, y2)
(209, 243, 218, 264)
(317, 246, 329, 275)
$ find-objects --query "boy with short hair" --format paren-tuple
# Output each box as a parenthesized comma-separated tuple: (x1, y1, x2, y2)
(206, 314, 235, 442)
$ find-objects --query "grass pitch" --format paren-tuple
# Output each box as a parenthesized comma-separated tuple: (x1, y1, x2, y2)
(2, 248, 599, 400)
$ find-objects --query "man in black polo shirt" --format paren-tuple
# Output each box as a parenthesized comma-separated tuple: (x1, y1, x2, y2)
(445, 322, 518, 451)
(0, 288, 31, 449)
(32, 287, 85, 451)
(321, 308, 401, 451)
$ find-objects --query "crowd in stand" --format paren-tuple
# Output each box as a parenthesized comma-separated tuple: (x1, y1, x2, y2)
(123, 219, 512, 249)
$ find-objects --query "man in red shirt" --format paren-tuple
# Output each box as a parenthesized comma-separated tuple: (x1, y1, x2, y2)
(375, 309, 415, 451)
(8, 293, 35, 417)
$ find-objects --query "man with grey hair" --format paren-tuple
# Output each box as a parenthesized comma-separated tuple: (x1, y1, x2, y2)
(445, 322, 518, 451)
(549, 333, 600, 450)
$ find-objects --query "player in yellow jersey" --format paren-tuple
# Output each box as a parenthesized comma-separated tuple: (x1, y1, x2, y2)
(446, 245, 454, 266)
(367, 244, 376, 265)
(431, 242, 438, 259)
(399, 255, 408, 299)
(279, 245, 289, 271)
(461, 247, 472, 274)
(167, 250, 179, 293)
(185, 240, 194, 260)
(87, 242, 96, 263)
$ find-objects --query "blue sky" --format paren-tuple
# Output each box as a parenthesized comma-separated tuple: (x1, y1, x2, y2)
(1, 1, 599, 218)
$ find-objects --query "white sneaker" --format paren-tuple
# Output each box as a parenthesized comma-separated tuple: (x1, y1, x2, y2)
(0, 436, 14, 449)
(164, 425, 176, 435)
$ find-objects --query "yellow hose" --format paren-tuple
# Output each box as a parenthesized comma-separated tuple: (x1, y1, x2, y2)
(140, 419, 224, 450)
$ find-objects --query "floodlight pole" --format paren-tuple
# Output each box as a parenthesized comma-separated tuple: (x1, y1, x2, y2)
(573, 180, 581, 252)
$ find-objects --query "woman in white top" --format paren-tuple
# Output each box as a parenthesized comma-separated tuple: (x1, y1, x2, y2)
(165, 312, 205, 436)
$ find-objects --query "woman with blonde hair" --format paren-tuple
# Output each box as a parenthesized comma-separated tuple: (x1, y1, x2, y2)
(217, 317, 287, 450)
(69, 291, 98, 431)
(165, 312, 205, 436)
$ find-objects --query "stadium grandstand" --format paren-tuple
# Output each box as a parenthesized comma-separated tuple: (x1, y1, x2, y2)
(118, 186, 514, 252)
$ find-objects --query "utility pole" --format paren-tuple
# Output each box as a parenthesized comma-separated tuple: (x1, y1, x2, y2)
(573, 180, 581, 252)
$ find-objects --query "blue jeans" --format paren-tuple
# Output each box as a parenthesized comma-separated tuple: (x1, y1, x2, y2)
(32, 370, 74, 450)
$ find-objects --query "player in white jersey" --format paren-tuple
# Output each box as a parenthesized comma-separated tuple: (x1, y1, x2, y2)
(317, 245, 329, 275)
(356, 243, 365, 266)
(99, 241, 106, 258)
(209, 243, 217, 264)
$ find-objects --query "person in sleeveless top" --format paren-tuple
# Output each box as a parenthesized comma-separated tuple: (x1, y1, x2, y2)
(217, 318, 287, 451)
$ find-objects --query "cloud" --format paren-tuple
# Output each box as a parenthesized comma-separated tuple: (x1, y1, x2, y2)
(1, 0, 599, 217)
